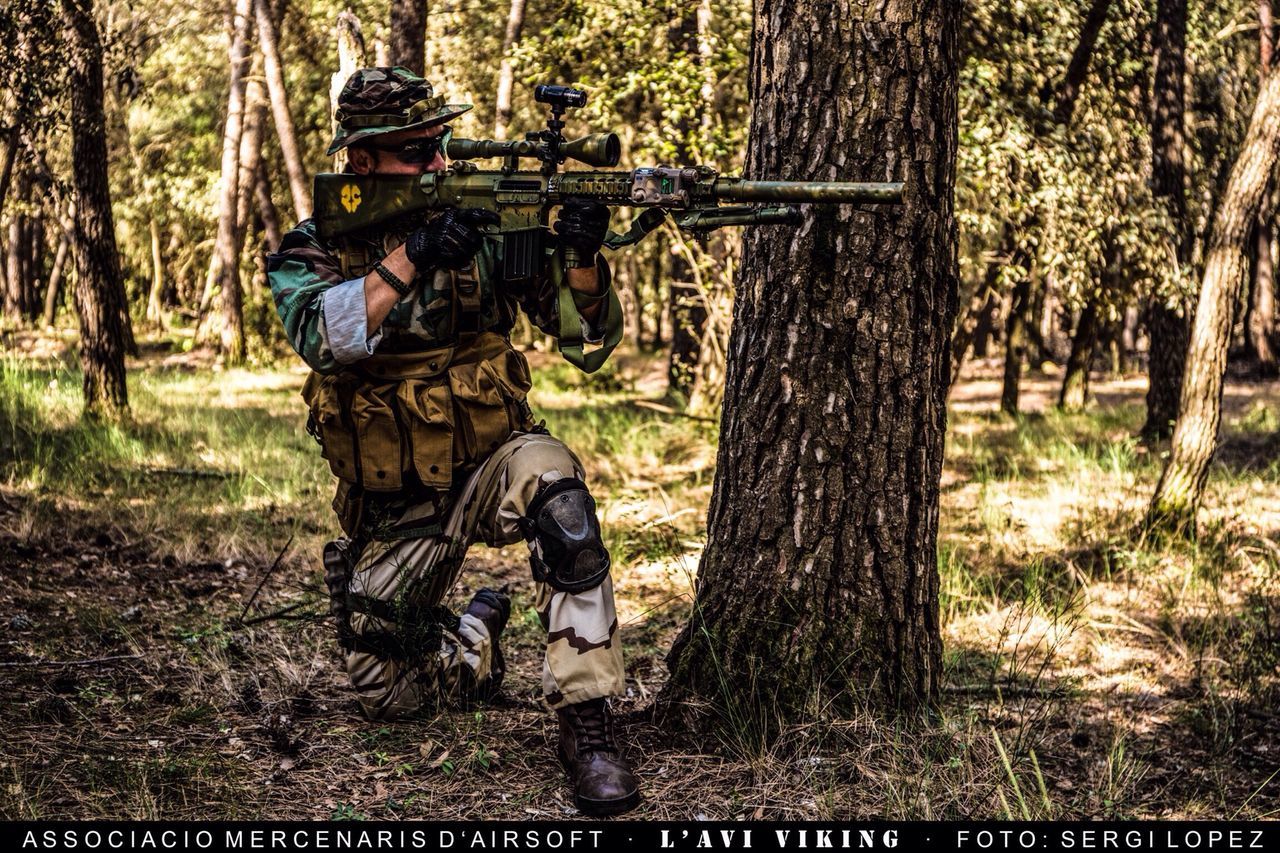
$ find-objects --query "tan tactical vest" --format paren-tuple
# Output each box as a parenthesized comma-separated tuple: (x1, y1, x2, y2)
(302, 330, 537, 524)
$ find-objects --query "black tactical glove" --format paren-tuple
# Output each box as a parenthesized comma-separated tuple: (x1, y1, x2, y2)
(405, 208, 500, 271)
(554, 199, 610, 267)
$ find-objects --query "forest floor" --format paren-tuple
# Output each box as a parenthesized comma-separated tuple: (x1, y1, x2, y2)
(1, 330, 1278, 820)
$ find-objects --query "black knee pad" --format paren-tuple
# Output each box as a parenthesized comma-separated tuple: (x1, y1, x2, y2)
(520, 479, 611, 594)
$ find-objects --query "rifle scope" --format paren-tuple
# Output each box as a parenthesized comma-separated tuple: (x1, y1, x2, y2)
(447, 133, 621, 168)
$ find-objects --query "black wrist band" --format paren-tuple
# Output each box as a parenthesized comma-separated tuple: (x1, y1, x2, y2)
(373, 262, 413, 297)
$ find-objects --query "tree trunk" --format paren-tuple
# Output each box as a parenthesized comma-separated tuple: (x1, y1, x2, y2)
(493, 0, 527, 141)
(234, 70, 267, 253)
(1148, 67, 1280, 532)
(3, 173, 26, 317)
(388, 0, 426, 75)
(663, 0, 958, 729)
(1059, 302, 1100, 411)
(254, 0, 310, 220)
(666, 5, 709, 401)
(1246, 209, 1278, 374)
(0, 126, 18, 217)
(1000, 256, 1033, 416)
(951, 229, 1010, 384)
(255, 161, 282, 251)
(331, 11, 365, 173)
(1247, 3, 1278, 375)
(25, 210, 44, 320)
(65, 0, 129, 418)
(1143, 0, 1191, 441)
(1047, 0, 1114, 124)
(199, 0, 253, 363)
(42, 232, 70, 326)
(145, 217, 165, 326)
(997, 1, 1112, 415)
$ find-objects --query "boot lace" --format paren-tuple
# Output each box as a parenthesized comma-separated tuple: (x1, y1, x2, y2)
(575, 699, 617, 756)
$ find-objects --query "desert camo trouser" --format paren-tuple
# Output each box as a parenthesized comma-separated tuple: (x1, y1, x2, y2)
(343, 432, 625, 720)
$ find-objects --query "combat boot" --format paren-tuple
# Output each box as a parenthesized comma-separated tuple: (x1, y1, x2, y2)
(462, 587, 511, 697)
(556, 697, 641, 815)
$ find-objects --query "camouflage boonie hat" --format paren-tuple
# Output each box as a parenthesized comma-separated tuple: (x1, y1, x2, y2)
(327, 67, 472, 155)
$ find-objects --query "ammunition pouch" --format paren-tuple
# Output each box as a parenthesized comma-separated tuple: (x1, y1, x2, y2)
(302, 332, 536, 535)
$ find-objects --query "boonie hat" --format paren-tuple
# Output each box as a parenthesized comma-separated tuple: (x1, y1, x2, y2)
(327, 66, 472, 155)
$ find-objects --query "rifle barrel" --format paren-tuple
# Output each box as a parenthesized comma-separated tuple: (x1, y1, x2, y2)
(713, 179, 903, 204)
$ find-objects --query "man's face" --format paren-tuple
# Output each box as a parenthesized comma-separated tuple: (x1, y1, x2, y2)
(349, 124, 448, 176)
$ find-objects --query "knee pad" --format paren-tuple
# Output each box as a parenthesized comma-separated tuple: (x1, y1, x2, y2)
(520, 479, 610, 594)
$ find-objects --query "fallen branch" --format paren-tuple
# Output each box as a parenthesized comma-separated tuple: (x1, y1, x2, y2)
(237, 535, 295, 625)
(632, 400, 717, 423)
(0, 653, 143, 669)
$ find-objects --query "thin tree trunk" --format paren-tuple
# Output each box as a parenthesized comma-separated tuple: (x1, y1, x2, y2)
(1144, 0, 1192, 441)
(493, 0, 527, 141)
(1247, 3, 1278, 375)
(142, 217, 163, 326)
(1148, 67, 1280, 532)
(1059, 303, 1100, 411)
(254, 0, 310, 220)
(387, 0, 426, 75)
(1000, 257, 1033, 416)
(200, 0, 253, 362)
(663, 0, 958, 726)
(4, 175, 25, 317)
(0, 126, 18, 217)
(65, 0, 129, 417)
(331, 11, 365, 173)
(255, 161, 282, 251)
(1047, 0, 1114, 124)
(952, 230, 1010, 384)
(666, 4, 709, 401)
(25, 210, 44, 320)
(1000, 0, 1112, 415)
(41, 233, 70, 326)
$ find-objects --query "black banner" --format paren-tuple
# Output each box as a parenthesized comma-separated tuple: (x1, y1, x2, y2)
(3, 822, 1276, 852)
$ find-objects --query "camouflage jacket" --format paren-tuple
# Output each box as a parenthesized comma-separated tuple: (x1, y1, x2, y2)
(266, 218, 612, 375)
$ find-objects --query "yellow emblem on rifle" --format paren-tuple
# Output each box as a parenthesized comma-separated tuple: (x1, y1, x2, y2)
(340, 184, 362, 214)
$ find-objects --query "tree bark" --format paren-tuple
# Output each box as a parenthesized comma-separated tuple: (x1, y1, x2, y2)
(663, 0, 958, 728)
(494, 0, 527, 141)
(1148, 67, 1280, 532)
(65, 0, 129, 418)
(254, 0, 310, 220)
(1143, 0, 1191, 441)
(388, 0, 426, 75)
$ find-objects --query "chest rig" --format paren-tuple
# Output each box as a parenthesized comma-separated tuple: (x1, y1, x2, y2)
(305, 229, 534, 537)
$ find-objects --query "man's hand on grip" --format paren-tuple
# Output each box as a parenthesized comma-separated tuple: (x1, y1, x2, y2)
(405, 208, 501, 271)
(554, 199, 610, 266)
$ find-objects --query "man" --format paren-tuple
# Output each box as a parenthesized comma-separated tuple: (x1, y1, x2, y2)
(266, 67, 639, 815)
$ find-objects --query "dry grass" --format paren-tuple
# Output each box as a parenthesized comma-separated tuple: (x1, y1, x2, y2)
(1, 337, 1278, 819)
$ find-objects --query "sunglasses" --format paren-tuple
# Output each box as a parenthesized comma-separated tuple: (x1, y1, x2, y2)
(368, 127, 452, 163)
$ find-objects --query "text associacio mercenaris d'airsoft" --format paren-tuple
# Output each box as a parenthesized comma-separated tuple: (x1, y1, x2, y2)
(21, 829, 608, 851)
